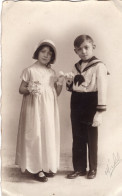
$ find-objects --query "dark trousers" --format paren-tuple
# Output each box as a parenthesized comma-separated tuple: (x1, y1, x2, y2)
(71, 120, 98, 171)
(71, 91, 98, 172)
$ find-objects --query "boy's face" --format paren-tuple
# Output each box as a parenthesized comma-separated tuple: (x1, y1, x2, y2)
(74, 40, 95, 61)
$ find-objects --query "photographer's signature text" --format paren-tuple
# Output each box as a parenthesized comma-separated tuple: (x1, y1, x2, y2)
(105, 152, 122, 177)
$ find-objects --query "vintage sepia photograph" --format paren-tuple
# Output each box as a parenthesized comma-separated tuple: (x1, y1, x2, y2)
(1, 0, 122, 196)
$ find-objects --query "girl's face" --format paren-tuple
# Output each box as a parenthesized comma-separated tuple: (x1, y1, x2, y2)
(74, 40, 95, 61)
(38, 46, 52, 65)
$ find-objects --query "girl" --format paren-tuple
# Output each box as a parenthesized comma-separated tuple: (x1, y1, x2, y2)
(15, 40, 64, 182)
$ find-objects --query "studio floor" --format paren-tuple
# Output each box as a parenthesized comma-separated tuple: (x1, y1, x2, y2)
(2, 145, 122, 196)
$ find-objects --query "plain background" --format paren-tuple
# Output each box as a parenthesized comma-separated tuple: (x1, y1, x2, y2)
(1, 1, 122, 195)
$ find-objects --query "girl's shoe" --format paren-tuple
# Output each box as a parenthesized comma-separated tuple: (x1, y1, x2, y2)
(34, 171, 48, 182)
(44, 171, 55, 177)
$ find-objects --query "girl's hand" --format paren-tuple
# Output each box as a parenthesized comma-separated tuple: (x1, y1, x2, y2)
(27, 81, 41, 95)
(59, 71, 65, 76)
(92, 111, 102, 127)
(19, 80, 30, 95)
(57, 75, 65, 86)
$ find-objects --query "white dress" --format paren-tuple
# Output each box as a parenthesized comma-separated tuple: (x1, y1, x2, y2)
(15, 62, 60, 173)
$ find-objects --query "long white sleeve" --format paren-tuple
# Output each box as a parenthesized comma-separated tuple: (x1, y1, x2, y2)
(96, 63, 108, 111)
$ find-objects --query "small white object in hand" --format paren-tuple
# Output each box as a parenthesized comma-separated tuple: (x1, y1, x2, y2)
(59, 71, 74, 78)
(65, 72, 74, 78)
(59, 71, 65, 76)
(27, 81, 41, 95)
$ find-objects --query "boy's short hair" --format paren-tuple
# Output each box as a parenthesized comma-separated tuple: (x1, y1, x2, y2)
(33, 42, 56, 64)
(74, 35, 94, 48)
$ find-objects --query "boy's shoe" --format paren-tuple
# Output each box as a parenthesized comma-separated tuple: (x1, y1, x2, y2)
(34, 171, 48, 182)
(44, 171, 55, 177)
(87, 170, 97, 179)
(67, 170, 86, 179)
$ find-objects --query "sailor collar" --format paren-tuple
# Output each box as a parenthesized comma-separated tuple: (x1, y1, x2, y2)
(75, 56, 102, 74)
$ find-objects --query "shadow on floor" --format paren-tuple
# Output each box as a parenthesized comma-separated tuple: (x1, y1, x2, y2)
(2, 153, 73, 182)
(2, 167, 73, 183)
(2, 166, 36, 183)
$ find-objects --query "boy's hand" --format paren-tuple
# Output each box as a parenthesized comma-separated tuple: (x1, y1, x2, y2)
(92, 111, 102, 127)
(66, 78, 73, 85)
(65, 72, 74, 85)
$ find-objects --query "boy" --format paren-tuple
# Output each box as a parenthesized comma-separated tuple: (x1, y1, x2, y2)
(66, 35, 108, 179)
